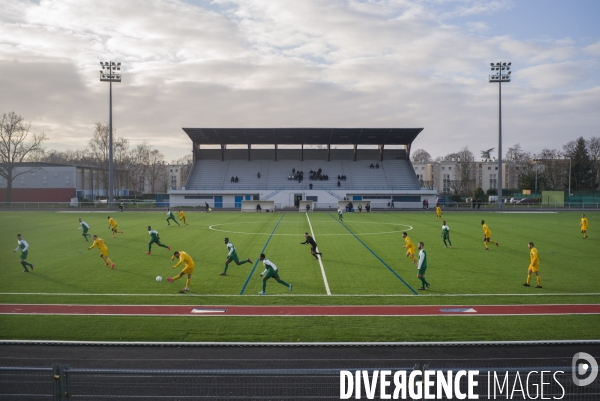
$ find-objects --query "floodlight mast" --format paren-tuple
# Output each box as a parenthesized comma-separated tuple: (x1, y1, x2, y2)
(99, 62, 121, 209)
(489, 62, 511, 209)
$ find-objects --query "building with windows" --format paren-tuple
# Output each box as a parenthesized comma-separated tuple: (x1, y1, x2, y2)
(412, 159, 523, 195)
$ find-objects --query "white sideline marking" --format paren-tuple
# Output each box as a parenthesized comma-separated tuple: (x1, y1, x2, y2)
(2, 292, 599, 297)
(305, 213, 331, 296)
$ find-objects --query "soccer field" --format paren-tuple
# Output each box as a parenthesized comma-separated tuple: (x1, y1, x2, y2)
(1, 209, 599, 342)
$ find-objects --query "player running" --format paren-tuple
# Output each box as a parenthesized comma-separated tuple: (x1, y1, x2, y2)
(435, 204, 442, 222)
(178, 209, 189, 225)
(146, 226, 170, 254)
(88, 235, 114, 269)
(167, 251, 194, 292)
(300, 232, 322, 260)
(14, 234, 34, 273)
(107, 216, 124, 238)
(481, 220, 498, 250)
(441, 220, 452, 248)
(580, 214, 589, 239)
(523, 242, 542, 288)
(337, 208, 344, 222)
(258, 254, 293, 295)
(166, 209, 180, 226)
(220, 238, 252, 276)
(78, 218, 91, 241)
(402, 232, 417, 265)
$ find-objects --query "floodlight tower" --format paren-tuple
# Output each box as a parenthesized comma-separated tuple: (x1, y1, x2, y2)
(489, 61, 511, 209)
(100, 61, 121, 208)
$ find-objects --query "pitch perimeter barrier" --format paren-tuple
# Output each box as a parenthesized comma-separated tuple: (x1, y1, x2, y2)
(1, 364, 597, 400)
(1, 201, 600, 211)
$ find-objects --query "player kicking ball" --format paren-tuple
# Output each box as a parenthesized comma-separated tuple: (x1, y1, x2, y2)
(258, 254, 292, 295)
(167, 251, 194, 292)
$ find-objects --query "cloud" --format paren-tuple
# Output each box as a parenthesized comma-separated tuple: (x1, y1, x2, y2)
(0, 0, 598, 161)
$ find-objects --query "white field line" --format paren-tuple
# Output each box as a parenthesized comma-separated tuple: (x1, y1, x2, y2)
(305, 213, 331, 295)
(1, 292, 600, 297)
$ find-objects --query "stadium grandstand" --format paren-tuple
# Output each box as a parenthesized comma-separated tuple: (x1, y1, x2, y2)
(169, 128, 436, 209)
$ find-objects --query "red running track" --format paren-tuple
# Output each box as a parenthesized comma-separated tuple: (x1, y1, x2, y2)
(0, 304, 599, 317)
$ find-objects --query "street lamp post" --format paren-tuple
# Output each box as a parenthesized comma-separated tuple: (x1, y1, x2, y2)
(563, 155, 572, 197)
(489, 62, 512, 209)
(100, 61, 121, 209)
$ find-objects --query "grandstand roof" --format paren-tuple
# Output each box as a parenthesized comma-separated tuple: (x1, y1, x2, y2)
(182, 128, 423, 146)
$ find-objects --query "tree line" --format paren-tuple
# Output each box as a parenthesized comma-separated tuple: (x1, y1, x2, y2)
(0, 112, 192, 202)
(412, 136, 600, 196)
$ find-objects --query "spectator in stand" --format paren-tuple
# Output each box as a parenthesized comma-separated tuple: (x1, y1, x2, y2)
(235, 176, 239, 183)
(337, 180, 341, 187)
(309, 183, 313, 190)
(231, 176, 235, 182)
(376, 163, 379, 169)
(292, 167, 295, 174)
(370, 163, 374, 169)
(257, 172, 261, 179)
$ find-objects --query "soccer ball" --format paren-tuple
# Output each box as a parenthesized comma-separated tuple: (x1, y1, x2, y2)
(156, 276, 162, 282)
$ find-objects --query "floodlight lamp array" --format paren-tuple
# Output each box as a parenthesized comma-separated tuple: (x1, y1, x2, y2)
(489, 61, 511, 83)
(99, 61, 122, 82)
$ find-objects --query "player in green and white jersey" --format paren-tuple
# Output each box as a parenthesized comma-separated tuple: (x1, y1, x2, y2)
(78, 218, 91, 241)
(14, 234, 34, 273)
(166, 209, 180, 226)
(220, 238, 252, 275)
(416, 242, 430, 290)
(441, 220, 452, 248)
(337, 208, 344, 222)
(147, 226, 170, 254)
(258, 254, 292, 295)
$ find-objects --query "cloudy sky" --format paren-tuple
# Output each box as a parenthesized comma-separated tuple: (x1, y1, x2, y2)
(1, 0, 599, 161)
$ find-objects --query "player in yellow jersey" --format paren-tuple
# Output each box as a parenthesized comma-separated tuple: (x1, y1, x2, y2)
(481, 220, 498, 250)
(435, 204, 442, 222)
(402, 232, 417, 265)
(167, 251, 195, 292)
(178, 209, 188, 225)
(88, 235, 114, 269)
(523, 242, 541, 288)
(580, 214, 588, 239)
(107, 216, 124, 238)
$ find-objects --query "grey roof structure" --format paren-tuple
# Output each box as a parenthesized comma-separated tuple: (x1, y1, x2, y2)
(182, 128, 423, 146)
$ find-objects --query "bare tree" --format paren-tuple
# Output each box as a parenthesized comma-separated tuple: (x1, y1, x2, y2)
(145, 149, 166, 193)
(537, 148, 565, 190)
(505, 143, 530, 163)
(411, 149, 432, 164)
(0, 112, 47, 202)
(450, 147, 476, 196)
(169, 153, 194, 189)
(587, 137, 600, 190)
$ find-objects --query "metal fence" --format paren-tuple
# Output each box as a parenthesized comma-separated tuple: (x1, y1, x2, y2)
(1, 364, 598, 400)
(1, 201, 600, 211)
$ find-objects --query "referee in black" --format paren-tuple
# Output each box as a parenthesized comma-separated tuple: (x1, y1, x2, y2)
(301, 232, 322, 260)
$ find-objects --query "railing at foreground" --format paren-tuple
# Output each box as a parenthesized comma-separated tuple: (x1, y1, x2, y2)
(0, 364, 597, 400)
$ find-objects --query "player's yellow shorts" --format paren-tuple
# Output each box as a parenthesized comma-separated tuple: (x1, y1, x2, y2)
(529, 264, 539, 273)
(181, 263, 195, 274)
(111, 225, 118, 231)
(99, 250, 108, 257)
(406, 247, 415, 256)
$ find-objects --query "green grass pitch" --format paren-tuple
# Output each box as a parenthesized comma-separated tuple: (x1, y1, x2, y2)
(0, 209, 599, 342)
